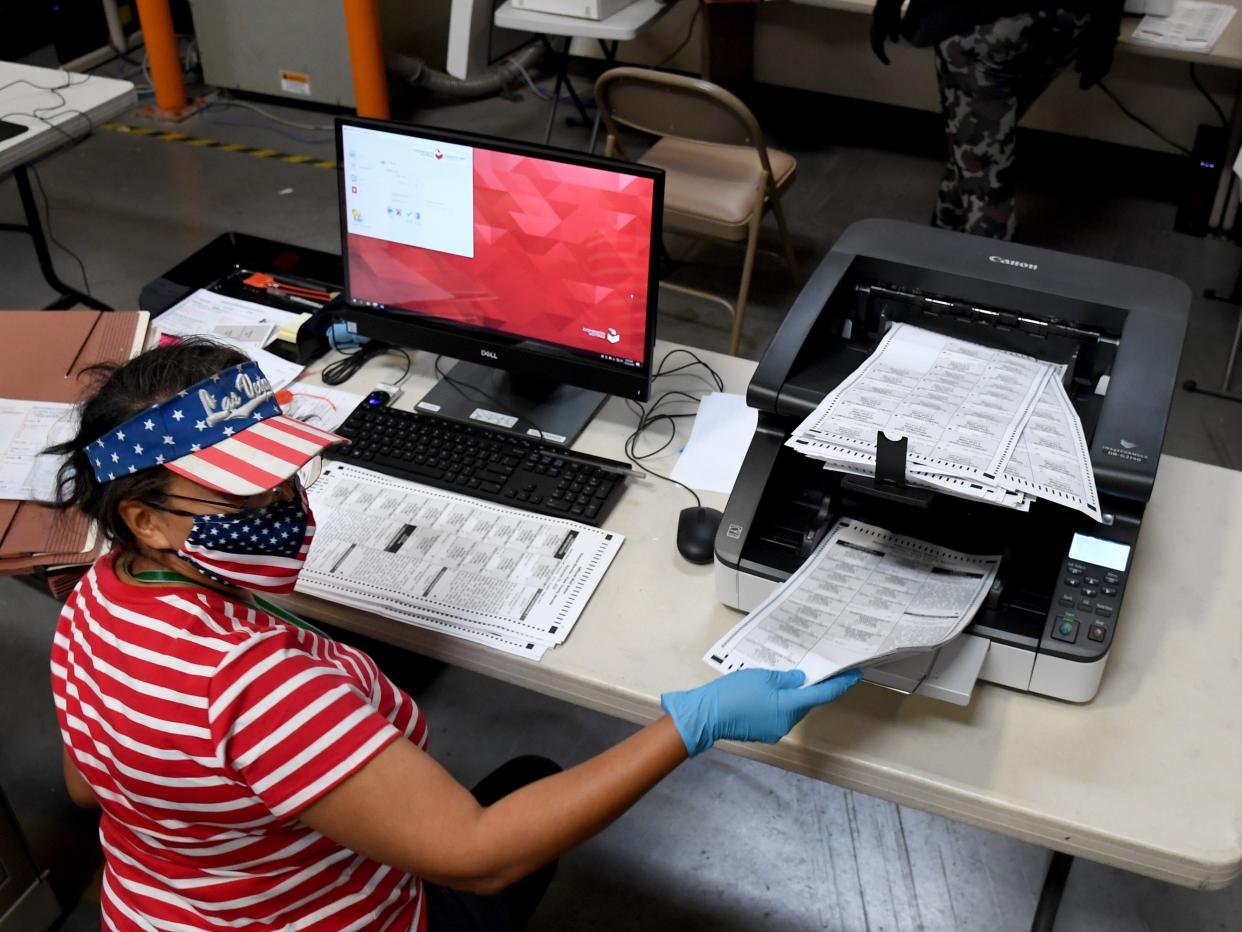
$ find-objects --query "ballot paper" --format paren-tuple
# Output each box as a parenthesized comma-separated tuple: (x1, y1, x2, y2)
(704, 519, 1001, 684)
(786, 323, 1101, 520)
(792, 322, 1052, 481)
(999, 376, 1101, 521)
(0, 399, 76, 502)
(156, 290, 306, 389)
(1131, 0, 1235, 51)
(296, 463, 624, 659)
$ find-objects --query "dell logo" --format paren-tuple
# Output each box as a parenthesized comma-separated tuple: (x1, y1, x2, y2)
(989, 255, 1039, 270)
(480, 349, 498, 360)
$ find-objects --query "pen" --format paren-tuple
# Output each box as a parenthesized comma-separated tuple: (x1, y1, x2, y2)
(269, 289, 321, 309)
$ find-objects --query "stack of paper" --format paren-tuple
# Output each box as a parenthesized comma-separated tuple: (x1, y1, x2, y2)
(705, 519, 1001, 683)
(1130, 0, 1235, 52)
(786, 323, 1101, 521)
(296, 463, 624, 660)
(154, 289, 307, 390)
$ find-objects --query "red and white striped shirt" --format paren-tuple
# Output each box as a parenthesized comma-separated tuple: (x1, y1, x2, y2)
(51, 551, 429, 931)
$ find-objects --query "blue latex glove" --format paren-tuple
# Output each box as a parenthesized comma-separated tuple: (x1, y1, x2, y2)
(660, 667, 863, 757)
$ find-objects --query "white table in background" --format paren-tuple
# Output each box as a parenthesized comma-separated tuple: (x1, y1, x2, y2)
(494, 0, 676, 147)
(0, 60, 134, 309)
(283, 338, 1242, 929)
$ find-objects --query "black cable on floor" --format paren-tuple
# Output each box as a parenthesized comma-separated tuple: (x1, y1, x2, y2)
(1096, 81, 1192, 156)
(29, 163, 92, 298)
(1189, 63, 1227, 127)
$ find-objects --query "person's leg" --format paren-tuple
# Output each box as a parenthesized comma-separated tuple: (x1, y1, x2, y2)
(935, 9, 1089, 240)
(468, 757, 561, 930)
(423, 756, 562, 932)
(934, 13, 1035, 239)
(932, 42, 969, 232)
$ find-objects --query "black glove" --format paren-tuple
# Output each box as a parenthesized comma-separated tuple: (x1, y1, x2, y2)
(871, 0, 904, 65)
(1075, 1, 1123, 90)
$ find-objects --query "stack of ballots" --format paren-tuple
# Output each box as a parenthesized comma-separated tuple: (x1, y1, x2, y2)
(786, 322, 1101, 522)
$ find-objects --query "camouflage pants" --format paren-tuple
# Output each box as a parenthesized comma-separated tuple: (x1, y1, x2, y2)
(934, 9, 1088, 240)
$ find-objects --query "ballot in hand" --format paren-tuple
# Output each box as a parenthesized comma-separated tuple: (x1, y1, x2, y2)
(660, 667, 863, 757)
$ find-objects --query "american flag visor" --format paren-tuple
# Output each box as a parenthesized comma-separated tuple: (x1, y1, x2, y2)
(86, 360, 347, 496)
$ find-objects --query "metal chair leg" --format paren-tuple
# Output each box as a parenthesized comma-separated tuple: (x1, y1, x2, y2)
(728, 203, 764, 356)
(768, 190, 799, 283)
(1186, 273, 1242, 403)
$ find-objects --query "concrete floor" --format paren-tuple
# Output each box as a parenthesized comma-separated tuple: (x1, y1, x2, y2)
(3, 52, 1242, 931)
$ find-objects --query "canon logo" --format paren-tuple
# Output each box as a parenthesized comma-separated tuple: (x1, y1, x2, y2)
(480, 349, 498, 360)
(989, 255, 1038, 270)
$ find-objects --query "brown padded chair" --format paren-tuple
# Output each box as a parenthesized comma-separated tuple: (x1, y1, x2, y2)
(595, 66, 798, 356)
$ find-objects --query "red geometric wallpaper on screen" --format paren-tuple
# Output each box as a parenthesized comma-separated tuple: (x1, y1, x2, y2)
(348, 149, 655, 364)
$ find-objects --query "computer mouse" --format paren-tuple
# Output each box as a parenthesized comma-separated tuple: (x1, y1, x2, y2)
(677, 506, 723, 565)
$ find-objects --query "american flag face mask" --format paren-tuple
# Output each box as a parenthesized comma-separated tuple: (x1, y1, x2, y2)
(175, 485, 316, 595)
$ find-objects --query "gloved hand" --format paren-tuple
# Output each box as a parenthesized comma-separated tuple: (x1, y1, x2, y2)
(870, 0, 904, 65)
(661, 667, 863, 757)
(1075, 4, 1122, 90)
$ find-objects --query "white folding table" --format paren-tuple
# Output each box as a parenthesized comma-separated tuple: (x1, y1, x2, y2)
(0, 61, 134, 309)
(494, 0, 676, 147)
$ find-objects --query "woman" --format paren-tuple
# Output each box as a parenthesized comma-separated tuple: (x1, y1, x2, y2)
(49, 339, 861, 931)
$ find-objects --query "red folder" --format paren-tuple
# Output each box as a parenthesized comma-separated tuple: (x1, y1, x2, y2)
(0, 311, 149, 578)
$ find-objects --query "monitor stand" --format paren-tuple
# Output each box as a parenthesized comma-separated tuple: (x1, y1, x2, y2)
(415, 360, 607, 448)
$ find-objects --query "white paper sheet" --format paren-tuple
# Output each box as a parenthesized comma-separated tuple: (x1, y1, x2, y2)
(297, 463, 624, 658)
(158, 289, 303, 335)
(669, 392, 758, 494)
(279, 385, 365, 432)
(0, 399, 75, 501)
(704, 519, 1000, 684)
(1131, 0, 1235, 50)
(156, 290, 306, 389)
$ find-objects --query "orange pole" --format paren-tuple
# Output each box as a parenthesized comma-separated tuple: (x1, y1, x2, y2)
(134, 0, 187, 114)
(342, 0, 390, 119)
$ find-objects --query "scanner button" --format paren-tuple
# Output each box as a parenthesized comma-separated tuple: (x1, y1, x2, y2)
(1064, 577, 1081, 587)
(1082, 587, 1098, 598)
(1104, 573, 1120, 584)
(1052, 617, 1079, 642)
(1088, 624, 1107, 642)
(1102, 586, 1118, 597)
(1095, 605, 1113, 617)
(1067, 566, 1084, 576)
(1079, 599, 1094, 611)
(1085, 576, 1100, 586)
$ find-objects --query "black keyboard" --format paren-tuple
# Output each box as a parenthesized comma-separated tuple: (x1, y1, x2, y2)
(328, 405, 631, 526)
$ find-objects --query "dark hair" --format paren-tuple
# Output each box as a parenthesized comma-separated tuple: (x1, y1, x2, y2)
(46, 338, 249, 553)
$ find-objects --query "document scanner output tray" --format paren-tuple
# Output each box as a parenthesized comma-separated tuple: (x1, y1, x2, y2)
(715, 220, 1189, 703)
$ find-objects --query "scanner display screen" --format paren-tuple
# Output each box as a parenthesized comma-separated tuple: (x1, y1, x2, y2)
(1069, 534, 1130, 572)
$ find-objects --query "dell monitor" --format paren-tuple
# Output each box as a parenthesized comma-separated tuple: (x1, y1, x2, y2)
(335, 117, 664, 446)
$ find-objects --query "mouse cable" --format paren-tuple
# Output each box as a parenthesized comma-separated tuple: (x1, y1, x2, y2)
(623, 389, 710, 508)
(621, 346, 729, 507)
(652, 348, 724, 392)
(322, 340, 411, 386)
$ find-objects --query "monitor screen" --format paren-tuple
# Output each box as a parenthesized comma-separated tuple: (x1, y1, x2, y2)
(337, 119, 662, 401)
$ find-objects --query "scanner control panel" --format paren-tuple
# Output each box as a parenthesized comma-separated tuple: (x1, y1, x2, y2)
(1042, 534, 1132, 660)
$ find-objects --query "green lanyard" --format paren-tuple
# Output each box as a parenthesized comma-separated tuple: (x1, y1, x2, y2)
(129, 567, 328, 637)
